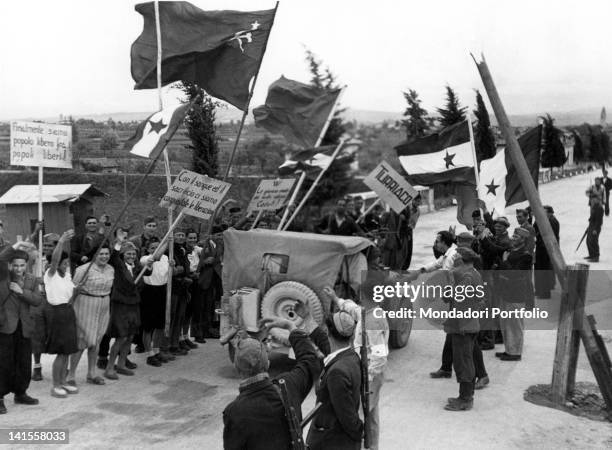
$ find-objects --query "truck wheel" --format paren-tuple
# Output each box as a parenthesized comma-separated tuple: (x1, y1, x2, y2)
(261, 281, 324, 326)
(387, 298, 412, 349)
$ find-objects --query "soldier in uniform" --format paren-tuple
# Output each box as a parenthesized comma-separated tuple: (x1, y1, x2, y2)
(585, 196, 604, 262)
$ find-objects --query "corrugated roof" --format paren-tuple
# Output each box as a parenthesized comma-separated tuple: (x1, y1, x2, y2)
(0, 184, 107, 204)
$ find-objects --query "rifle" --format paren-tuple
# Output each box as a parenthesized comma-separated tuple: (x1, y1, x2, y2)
(575, 226, 589, 252)
(300, 402, 322, 428)
(277, 378, 306, 450)
(360, 306, 371, 449)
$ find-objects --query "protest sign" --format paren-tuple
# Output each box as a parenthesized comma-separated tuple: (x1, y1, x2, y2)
(363, 161, 418, 213)
(10, 121, 72, 168)
(160, 170, 231, 220)
(247, 178, 296, 214)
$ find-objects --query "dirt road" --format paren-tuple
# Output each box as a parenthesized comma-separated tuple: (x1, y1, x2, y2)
(3, 171, 611, 449)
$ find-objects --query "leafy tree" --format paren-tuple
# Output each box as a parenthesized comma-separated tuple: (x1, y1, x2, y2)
(299, 48, 354, 207)
(100, 129, 119, 155)
(572, 130, 584, 162)
(180, 81, 220, 177)
(68, 116, 79, 144)
(473, 90, 496, 161)
(539, 114, 567, 168)
(400, 89, 429, 139)
(436, 85, 467, 127)
(304, 48, 345, 145)
(250, 135, 285, 174)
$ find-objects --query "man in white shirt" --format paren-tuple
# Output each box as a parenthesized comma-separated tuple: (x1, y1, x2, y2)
(323, 284, 388, 450)
(419, 230, 458, 273)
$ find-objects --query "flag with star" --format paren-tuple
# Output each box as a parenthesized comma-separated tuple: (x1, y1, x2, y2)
(126, 103, 189, 159)
(395, 120, 475, 185)
(130, 1, 276, 111)
(477, 125, 542, 213)
(253, 76, 342, 148)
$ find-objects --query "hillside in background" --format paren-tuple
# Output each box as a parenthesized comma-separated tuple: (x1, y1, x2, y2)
(8, 106, 607, 127)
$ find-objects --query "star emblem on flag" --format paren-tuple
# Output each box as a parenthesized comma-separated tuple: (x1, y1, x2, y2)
(148, 118, 167, 134)
(485, 179, 500, 195)
(443, 151, 456, 169)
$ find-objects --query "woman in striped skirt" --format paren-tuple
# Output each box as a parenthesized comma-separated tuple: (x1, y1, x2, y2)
(67, 245, 115, 386)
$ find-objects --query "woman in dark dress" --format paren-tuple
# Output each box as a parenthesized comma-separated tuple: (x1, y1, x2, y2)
(104, 235, 143, 380)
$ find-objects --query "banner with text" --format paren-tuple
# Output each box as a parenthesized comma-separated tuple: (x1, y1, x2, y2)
(160, 170, 231, 220)
(10, 121, 73, 168)
(247, 178, 296, 214)
(364, 161, 418, 213)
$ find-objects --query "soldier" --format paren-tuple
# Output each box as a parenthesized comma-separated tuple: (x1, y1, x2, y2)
(585, 196, 604, 262)
(602, 169, 612, 216)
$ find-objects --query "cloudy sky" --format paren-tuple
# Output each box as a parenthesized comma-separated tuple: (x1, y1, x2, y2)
(1, 0, 610, 120)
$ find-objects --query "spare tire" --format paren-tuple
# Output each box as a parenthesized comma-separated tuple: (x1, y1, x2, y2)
(387, 296, 412, 349)
(261, 281, 324, 328)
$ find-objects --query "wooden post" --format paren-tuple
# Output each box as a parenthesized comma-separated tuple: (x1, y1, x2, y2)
(579, 314, 612, 411)
(473, 54, 567, 286)
(566, 263, 589, 393)
(551, 265, 578, 404)
(551, 263, 589, 403)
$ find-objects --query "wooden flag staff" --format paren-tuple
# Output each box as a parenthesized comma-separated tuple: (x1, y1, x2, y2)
(282, 139, 346, 231)
(154, 0, 175, 337)
(277, 85, 347, 230)
(473, 53, 612, 414)
(223, 1, 279, 181)
(472, 53, 567, 284)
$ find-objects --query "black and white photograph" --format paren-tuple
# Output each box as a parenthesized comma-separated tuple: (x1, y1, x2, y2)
(1, 0, 611, 448)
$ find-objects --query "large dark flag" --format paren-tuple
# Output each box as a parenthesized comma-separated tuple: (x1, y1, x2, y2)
(395, 120, 475, 185)
(278, 145, 338, 175)
(477, 126, 542, 213)
(253, 76, 341, 148)
(131, 1, 275, 110)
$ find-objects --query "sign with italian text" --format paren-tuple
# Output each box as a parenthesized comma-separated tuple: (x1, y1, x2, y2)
(160, 170, 231, 220)
(246, 178, 296, 214)
(364, 161, 418, 213)
(10, 121, 73, 168)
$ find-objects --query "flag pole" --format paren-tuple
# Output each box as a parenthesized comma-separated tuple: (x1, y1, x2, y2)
(249, 210, 264, 230)
(472, 53, 567, 285)
(357, 198, 381, 224)
(466, 113, 480, 186)
(155, 0, 175, 338)
(466, 112, 483, 220)
(223, 1, 279, 181)
(277, 85, 346, 230)
(37, 166, 43, 278)
(134, 210, 186, 284)
(282, 139, 346, 231)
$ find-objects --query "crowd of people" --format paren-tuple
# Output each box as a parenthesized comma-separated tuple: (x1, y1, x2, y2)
(0, 172, 607, 450)
(0, 214, 223, 414)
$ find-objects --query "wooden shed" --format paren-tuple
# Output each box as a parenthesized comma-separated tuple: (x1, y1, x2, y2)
(0, 184, 107, 241)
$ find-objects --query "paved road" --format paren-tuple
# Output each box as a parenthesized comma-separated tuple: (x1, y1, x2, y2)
(3, 171, 612, 449)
